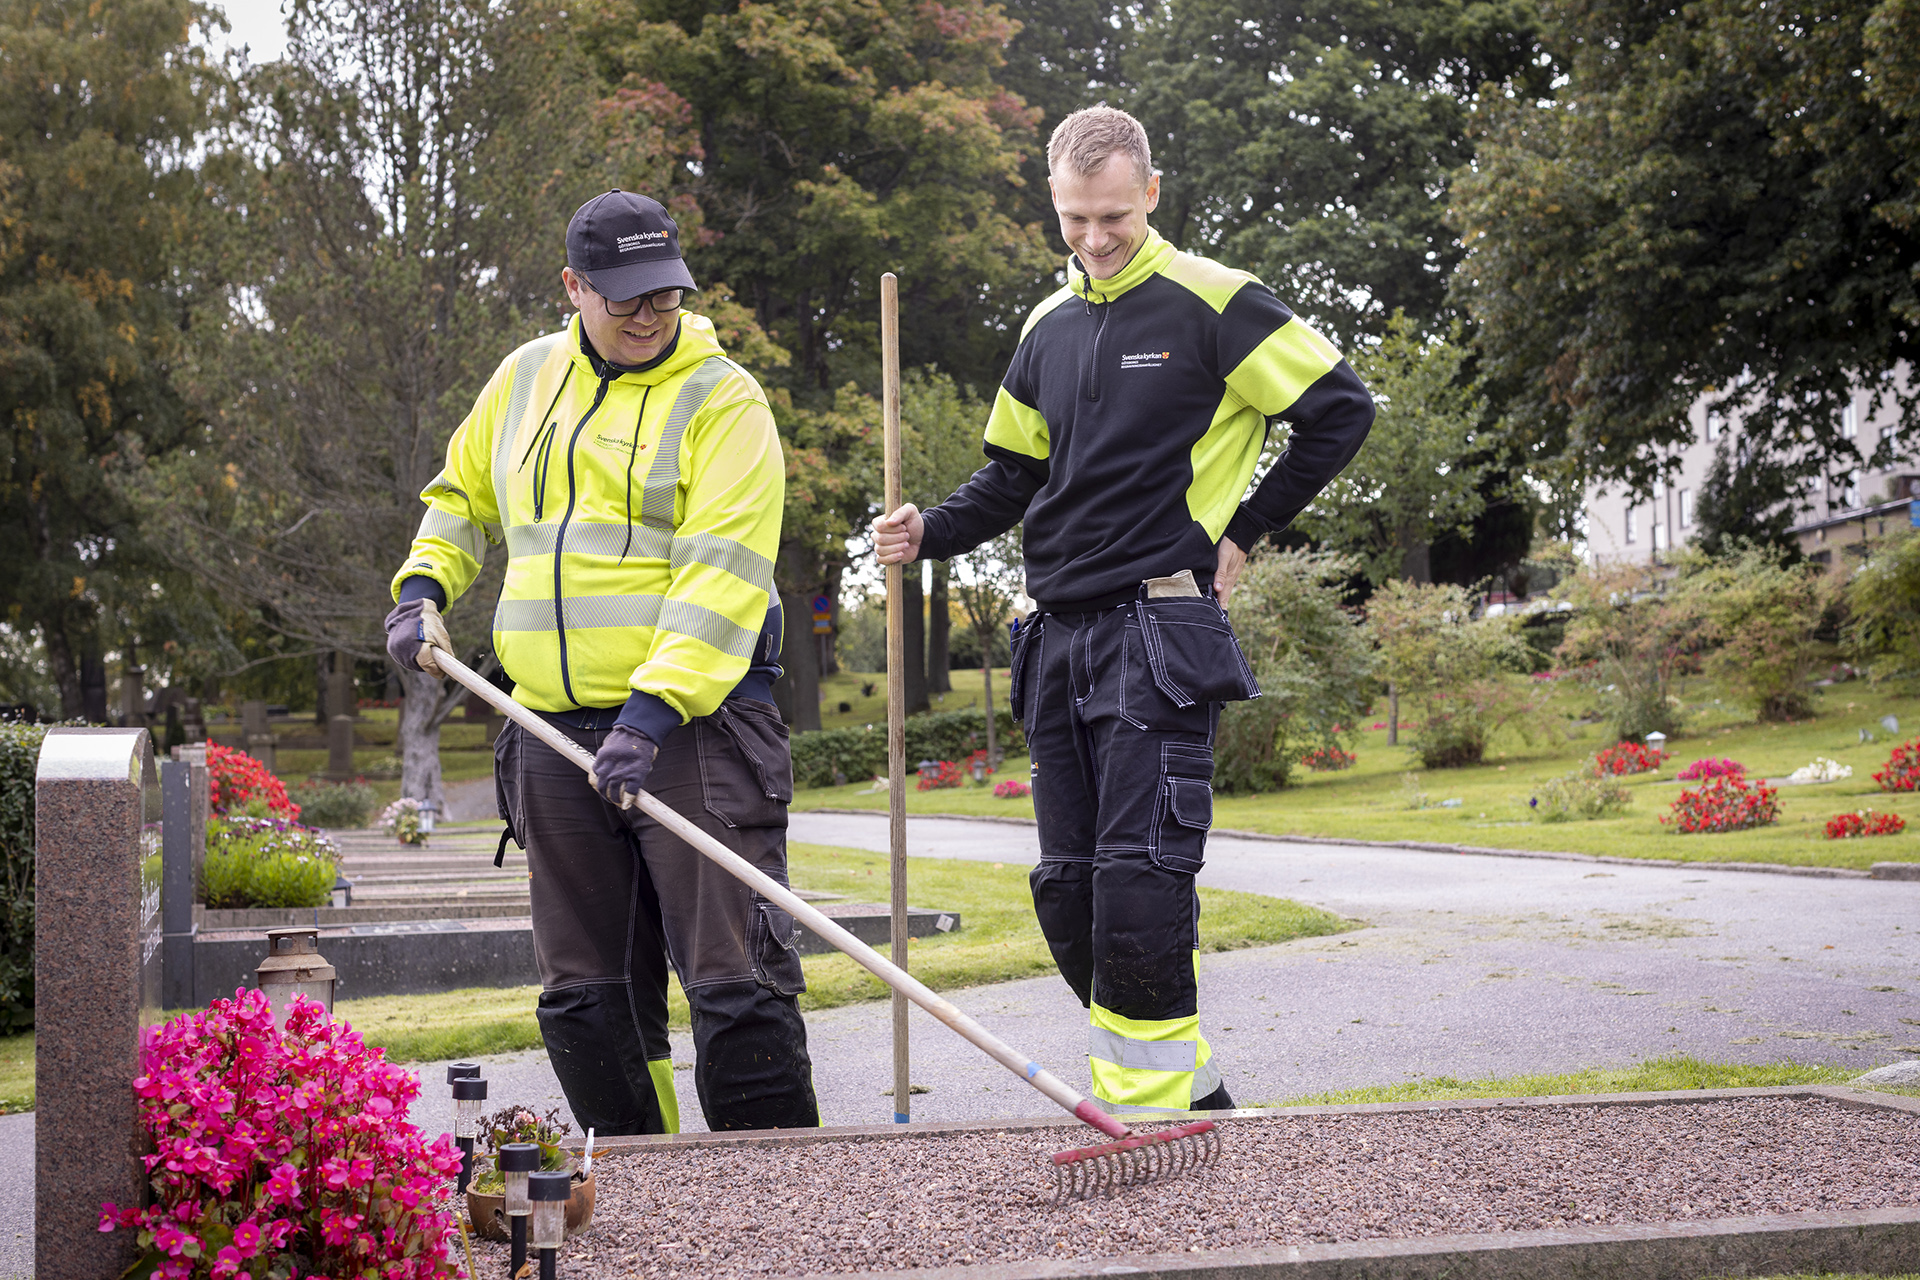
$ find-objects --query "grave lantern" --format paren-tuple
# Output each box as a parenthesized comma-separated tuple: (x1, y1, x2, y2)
(417, 798, 439, 835)
(970, 756, 988, 785)
(331, 874, 352, 909)
(451, 1075, 488, 1192)
(445, 1061, 480, 1135)
(529, 1170, 571, 1278)
(1644, 731, 1667, 752)
(500, 1141, 540, 1274)
(254, 928, 335, 1031)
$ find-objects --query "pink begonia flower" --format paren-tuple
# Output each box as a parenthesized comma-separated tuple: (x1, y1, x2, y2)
(151, 1224, 198, 1257)
(211, 1245, 243, 1278)
(231, 1219, 263, 1255)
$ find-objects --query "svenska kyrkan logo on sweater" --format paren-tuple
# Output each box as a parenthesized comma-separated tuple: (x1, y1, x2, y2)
(1119, 350, 1172, 369)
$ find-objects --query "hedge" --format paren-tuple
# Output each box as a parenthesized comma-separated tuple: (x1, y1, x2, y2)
(790, 706, 1025, 790)
(0, 724, 44, 1030)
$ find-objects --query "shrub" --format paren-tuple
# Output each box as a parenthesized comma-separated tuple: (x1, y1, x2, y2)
(286, 780, 377, 829)
(1685, 545, 1836, 722)
(1678, 757, 1746, 781)
(201, 818, 340, 910)
(1301, 746, 1356, 772)
(1825, 809, 1907, 839)
(1662, 775, 1782, 834)
(1529, 772, 1633, 822)
(1556, 562, 1704, 741)
(1593, 742, 1668, 776)
(1874, 739, 1920, 791)
(789, 706, 1024, 790)
(206, 742, 299, 821)
(99, 987, 463, 1277)
(1788, 757, 1851, 784)
(0, 723, 44, 1030)
(993, 779, 1030, 799)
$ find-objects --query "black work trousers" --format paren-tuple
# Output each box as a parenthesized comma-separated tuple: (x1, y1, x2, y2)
(493, 697, 819, 1135)
(1011, 593, 1256, 1112)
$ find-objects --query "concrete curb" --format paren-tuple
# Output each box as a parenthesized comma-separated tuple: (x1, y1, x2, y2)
(574, 1087, 1920, 1280)
(801, 808, 1917, 881)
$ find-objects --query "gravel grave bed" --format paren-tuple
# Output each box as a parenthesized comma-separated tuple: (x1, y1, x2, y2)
(469, 1097, 1918, 1277)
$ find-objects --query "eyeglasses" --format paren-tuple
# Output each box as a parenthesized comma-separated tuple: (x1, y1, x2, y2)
(597, 286, 684, 318)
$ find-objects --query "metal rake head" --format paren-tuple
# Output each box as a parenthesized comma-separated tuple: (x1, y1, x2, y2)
(1049, 1119, 1221, 1203)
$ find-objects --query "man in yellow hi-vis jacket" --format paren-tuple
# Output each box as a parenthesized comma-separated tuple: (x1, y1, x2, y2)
(384, 190, 817, 1135)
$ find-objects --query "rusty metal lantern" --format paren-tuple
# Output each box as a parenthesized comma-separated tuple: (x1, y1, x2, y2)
(254, 927, 336, 1031)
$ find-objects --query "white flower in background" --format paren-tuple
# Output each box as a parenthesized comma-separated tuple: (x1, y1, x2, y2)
(1788, 758, 1852, 784)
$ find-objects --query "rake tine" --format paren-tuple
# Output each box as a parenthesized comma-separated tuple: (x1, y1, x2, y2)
(1049, 1120, 1222, 1203)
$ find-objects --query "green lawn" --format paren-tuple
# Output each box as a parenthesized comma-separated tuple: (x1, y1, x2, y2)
(797, 676, 1920, 870)
(21, 843, 1342, 1075)
(1266, 1054, 1903, 1107)
(815, 665, 1012, 732)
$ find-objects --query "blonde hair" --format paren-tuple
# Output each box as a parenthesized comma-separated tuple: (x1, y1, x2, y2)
(1046, 106, 1153, 189)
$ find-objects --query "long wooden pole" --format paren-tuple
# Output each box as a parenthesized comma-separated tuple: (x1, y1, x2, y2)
(422, 644, 1128, 1139)
(880, 271, 910, 1123)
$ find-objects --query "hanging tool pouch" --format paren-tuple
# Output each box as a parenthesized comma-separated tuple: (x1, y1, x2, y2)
(1135, 595, 1260, 708)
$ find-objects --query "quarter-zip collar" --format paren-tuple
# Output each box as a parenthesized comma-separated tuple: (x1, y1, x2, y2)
(1068, 227, 1176, 305)
(563, 309, 728, 386)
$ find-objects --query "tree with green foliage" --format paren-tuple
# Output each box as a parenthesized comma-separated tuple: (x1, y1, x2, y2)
(1451, 0, 1920, 502)
(1213, 548, 1374, 791)
(0, 0, 234, 718)
(1556, 563, 1707, 742)
(1682, 545, 1837, 722)
(1847, 527, 1920, 678)
(1293, 315, 1490, 584)
(1369, 578, 1544, 768)
(1692, 440, 1804, 561)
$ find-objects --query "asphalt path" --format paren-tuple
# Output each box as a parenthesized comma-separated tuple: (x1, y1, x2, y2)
(6, 816, 1915, 1273)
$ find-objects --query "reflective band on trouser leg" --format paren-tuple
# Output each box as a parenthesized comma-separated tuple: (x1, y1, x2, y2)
(1087, 1003, 1220, 1113)
(647, 1057, 681, 1135)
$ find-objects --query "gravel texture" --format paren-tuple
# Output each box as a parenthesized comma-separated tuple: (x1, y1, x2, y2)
(468, 1097, 1919, 1277)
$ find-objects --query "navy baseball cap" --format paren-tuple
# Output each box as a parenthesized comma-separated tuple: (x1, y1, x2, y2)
(566, 190, 698, 300)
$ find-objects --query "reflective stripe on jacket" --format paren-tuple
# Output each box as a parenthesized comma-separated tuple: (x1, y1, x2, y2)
(391, 312, 783, 721)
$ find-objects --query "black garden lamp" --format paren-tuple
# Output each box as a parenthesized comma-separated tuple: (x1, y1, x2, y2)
(529, 1170, 571, 1279)
(500, 1141, 541, 1276)
(451, 1075, 488, 1192)
(445, 1061, 480, 1139)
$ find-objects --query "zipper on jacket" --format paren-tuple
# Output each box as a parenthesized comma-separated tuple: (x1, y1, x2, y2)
(1084, 295, 1109, 402)
(525, 421, 559, 522)
(552, 371, 616, 707)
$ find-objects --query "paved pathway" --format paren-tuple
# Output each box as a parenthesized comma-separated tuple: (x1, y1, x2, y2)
(7, 815, 1916, 1273)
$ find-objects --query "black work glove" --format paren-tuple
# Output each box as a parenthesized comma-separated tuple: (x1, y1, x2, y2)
(384, 597, 453, 676)
(589, 725, 660, 810)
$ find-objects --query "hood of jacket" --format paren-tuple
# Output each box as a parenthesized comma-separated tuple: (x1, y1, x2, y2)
(1068, 226, 1178, 304)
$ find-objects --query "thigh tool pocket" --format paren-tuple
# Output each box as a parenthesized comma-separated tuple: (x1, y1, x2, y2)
(699, 701, 793, 829)
(1007, 616, 1041, 727)
(1151, 741, 1215, 874)
(1137, 597, 1260, 707)
(748, 894, 808, 995)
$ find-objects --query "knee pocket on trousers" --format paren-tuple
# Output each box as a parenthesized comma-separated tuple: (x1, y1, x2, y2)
(748, 895, 808, 996)
(1151, 742, 1213, 874)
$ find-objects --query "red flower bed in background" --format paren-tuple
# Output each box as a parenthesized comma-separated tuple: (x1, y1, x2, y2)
(916, 760, 963, 791)
(994, 779, 1030, 799)
(1825, 810, 1907, 839)
(205, 742, 299, 821)
(1677, 757, 1746, 781)
(1593, 742, 1668, 776)
(100, 988, 463, 1277)
(1301, 746, 1357, 772)
(1873, 739, 1920, 791)
(1661, 775, 1781, 834)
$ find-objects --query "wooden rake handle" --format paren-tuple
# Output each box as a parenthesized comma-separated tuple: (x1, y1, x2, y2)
(425, 644, 1129, 1139)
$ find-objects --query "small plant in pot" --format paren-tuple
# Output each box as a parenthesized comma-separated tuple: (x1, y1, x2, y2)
(466, 1105, 595, 1241)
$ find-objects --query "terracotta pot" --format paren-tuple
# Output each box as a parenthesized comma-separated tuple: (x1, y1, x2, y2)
(465, 1168, 595, 1241)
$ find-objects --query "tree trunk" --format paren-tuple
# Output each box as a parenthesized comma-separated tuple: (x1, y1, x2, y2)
(822, 566, 843, 676)
(928, 562, 951, 693)
(395, 667, 449, 811)
(1398, 533, 1432, 584)
(1388, 683, 1399, 746)
(902, 567, 929, 715)
(983, 662, 997, 767)
(774, 589, 822, 731)
(44, 621, 82, 720)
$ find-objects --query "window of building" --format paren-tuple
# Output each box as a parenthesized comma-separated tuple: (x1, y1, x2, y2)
(1844, 470, 1861, 509)
(1705, 412, 1724, 442)
(1679, 489, 1693, 528)
(1653, 521, 1667, 551)
(1625, 507, 1637, 544)
(1843, 402, 1859, 439)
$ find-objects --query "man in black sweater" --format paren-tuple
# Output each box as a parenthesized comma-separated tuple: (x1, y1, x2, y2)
(874, 106, 1373, 1114)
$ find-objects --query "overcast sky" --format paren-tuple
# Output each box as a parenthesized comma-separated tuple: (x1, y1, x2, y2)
(212, 0, 290, 64)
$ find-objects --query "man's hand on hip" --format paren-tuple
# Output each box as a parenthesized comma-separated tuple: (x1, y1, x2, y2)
(384, 598, 453, 676)
(589, 725, 660, 810)
(872, 504, 923, 566)
(1213, 536, 1248, 608)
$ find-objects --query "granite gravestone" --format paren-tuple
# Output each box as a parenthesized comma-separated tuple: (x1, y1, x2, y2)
(326, 714, 355, 781)
(172, 742, 209, 889)
(160, 759, 198, 1010)
(242, 698, 277, 772)
(35, 727, 162, 1280)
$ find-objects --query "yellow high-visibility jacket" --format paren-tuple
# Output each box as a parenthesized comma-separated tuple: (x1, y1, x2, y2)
(391, 312, 783, 724)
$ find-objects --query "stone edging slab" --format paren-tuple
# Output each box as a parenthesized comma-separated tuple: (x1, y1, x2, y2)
(801, 808, 1920, 881)
(574, 1087, 1920, 1280)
